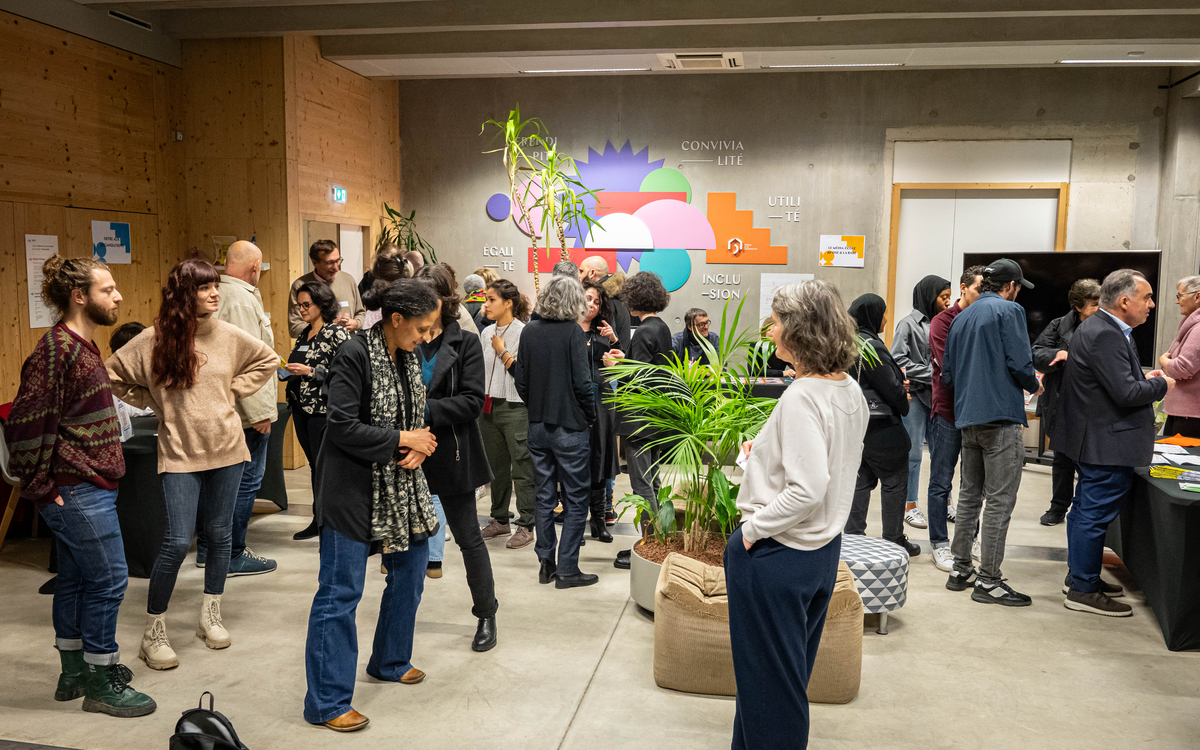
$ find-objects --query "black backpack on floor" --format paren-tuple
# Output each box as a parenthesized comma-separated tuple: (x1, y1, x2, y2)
(169, 692, 250, 750)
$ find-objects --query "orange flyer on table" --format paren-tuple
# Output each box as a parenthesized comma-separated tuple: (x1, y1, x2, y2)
(1156, 434, 1200, 447)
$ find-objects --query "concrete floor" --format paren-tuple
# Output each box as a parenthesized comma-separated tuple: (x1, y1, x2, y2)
(1, 457, 1198, 750)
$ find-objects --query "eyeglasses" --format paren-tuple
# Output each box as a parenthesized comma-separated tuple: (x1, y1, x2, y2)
(1176, 291, 1199, 300)
(298, 302, 313, 310)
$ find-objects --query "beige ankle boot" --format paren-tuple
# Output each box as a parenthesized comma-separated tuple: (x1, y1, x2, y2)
(196, 594, 231, 649)
(139, 612, 179, 670)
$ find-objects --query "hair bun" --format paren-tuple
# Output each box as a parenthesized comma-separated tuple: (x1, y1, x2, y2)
(362, 277, 389, 311)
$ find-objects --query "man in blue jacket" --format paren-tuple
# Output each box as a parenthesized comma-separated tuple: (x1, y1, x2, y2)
(942, 259, 1043, 607)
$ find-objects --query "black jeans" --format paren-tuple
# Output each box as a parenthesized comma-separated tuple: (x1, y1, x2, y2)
(438, 490, 498, 619)
(529, 422, 590, 575)
(293, 408, 327, 507)
(1048, 449, 1078, 515)
(845, 450, 908, 543)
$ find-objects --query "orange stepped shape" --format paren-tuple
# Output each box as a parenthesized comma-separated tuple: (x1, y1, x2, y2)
(705, 193, 787, 265)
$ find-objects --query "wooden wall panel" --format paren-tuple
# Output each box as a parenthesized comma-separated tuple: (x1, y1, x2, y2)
(0, 12, 158, 214)
(181, 38, 286, 163)
(0, 202, 21, 399)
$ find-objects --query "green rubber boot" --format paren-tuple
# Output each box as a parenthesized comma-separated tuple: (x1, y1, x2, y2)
(54, 649, 87, 701)
(82, 663, 156, 718)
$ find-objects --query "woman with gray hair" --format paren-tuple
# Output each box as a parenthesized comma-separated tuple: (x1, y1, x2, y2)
(725, 279, 868, 750)
(1160, 274, 1200, 438)
(513, 275, 600, 588)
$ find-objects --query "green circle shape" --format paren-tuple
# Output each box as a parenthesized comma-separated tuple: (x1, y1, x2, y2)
(639, 168, 692, 204)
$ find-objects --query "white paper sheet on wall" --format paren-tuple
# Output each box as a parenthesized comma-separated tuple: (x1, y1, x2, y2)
(24, 234, 59, 329)
(759, 273, 814, 322)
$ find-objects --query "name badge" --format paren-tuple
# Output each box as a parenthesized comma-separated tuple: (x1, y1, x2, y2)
(298, 345, 310, 352)
(339, 300, 350, 308)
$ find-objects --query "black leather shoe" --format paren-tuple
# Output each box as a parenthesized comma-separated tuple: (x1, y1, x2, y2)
(614, 549, 631, 570)
(293, 520, 319, 541)
(590, 518, 613, 543)
(538, 559, 557, 585)
(886, 535, 921, 557)
(471, 617, 497, 652)
(555, 572, 600, 589)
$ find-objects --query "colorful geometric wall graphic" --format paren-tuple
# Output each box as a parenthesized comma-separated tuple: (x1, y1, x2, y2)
(486, 193, 511, 221)
(705, 193, 788, 265)
(491, 139, 790, 291)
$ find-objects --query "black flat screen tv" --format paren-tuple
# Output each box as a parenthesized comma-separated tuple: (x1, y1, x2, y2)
(961, 251, 1162, 368)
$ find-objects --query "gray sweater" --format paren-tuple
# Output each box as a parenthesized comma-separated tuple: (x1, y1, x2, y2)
(738, 377, 868, 551)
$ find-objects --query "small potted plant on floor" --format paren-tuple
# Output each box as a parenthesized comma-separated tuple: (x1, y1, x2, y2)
(605, 298, 773, 610)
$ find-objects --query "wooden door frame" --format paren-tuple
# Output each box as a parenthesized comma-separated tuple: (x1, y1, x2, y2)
(885, 181, 1070, 344)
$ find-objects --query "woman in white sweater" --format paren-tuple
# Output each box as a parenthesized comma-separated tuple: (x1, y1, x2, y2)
(726, 279, 869, 750)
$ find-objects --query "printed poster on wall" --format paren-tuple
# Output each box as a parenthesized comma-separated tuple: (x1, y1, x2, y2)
(25, 234, 59, 328)
(818, 235, 865, 268)
(759, 273, 814, 322)
(92, 221, 131, 264)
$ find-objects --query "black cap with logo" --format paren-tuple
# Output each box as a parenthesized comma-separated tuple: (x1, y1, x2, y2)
(983, 258, 1034, 289)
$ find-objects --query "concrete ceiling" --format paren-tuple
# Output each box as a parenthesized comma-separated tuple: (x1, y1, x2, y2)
(60, 0, 1200, 78)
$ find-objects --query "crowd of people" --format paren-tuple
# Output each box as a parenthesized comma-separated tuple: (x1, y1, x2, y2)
(2, 239, 1182, 745)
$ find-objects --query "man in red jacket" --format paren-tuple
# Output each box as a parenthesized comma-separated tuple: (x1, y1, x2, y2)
(4, 255, 155, 717)
(925, 266, 983, 572)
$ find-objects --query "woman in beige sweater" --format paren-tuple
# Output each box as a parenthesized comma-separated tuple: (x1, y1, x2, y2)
(106, 259, 277, 670)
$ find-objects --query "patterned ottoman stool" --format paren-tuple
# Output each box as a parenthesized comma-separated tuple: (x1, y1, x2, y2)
(839, 534, 909, 635)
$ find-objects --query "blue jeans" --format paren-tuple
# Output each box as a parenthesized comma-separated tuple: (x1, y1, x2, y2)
(303, 526, 428, 724)
(1067, 463, 1135, 594)
(902, 397, 930, 507)
(427, 495, 447, 563)
(149, 464, 244, 614)
(528, 422, 591, 576)
(37, 484, 127, 665)
(197, 427, 269, 559)
(925, 414, 960, 548)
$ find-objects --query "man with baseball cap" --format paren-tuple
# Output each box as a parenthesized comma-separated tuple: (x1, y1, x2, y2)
(941, 258, 1044, 606)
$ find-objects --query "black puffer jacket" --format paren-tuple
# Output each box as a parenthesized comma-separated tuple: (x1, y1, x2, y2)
(423, 321, 494, 495)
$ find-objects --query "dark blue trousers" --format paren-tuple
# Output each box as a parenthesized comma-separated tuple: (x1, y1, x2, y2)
(1067, 463, 1134, 594)
(725, 528, 841, 750)
(528, 421, 590, 576)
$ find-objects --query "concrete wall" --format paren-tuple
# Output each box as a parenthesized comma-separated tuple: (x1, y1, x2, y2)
(398, 67, 1169, 337)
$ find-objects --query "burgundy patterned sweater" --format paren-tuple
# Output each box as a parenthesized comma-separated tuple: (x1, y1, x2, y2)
(4, 324, 125, 502)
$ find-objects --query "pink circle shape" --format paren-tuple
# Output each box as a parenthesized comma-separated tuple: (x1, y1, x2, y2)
(632, 199, 717, 250)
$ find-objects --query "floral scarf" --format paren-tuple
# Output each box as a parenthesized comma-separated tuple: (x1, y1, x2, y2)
(365, 325, 439, 551)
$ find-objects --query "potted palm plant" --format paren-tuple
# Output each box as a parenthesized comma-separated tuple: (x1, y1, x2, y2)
(604, 298, 775, 611)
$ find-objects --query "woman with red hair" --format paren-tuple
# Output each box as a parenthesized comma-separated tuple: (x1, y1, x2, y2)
(106, 259, 278, 671)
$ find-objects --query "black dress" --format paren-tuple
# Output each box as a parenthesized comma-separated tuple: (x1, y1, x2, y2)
(584, 326, 619, 483)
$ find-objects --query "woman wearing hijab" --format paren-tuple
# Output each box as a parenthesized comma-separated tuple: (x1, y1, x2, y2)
(891, 275, 951, 531)
(302, 278, 441, 733)
(846, 294, 921, 556)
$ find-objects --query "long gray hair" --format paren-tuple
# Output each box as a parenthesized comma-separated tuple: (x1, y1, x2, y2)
(536, 274, 587, 321)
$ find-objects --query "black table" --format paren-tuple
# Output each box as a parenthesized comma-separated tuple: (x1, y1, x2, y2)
(116, 404, 292, 578)
(1106, 456, 1200, 651)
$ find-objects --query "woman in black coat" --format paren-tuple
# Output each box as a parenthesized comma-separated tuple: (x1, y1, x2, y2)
(844, 293, 919, 556)
(581, 280, 620, 543)
(415, 264, 498, 651)
(304, 278, 441, 733)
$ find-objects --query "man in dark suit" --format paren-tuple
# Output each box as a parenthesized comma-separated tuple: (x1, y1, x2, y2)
(1051, 269, 1173, 617)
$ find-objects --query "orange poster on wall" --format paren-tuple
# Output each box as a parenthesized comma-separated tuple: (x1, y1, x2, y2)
(705, 193, 788, 265)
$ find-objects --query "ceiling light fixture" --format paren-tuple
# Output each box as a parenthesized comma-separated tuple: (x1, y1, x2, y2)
(1059, 58, 1200, 64)
(519, 67, 650, 74)
(762, 63, 905, 69)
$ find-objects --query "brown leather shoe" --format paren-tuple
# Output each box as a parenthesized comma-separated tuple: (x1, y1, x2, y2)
(400, 667, 425, 685)
(323, 709, 369, 732)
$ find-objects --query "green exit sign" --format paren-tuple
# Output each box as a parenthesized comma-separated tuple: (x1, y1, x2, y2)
(332, 186, 347, 204)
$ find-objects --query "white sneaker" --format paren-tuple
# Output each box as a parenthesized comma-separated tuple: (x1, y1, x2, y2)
(931, 547, 955, 571)
(196, 594, 231, 649)
(971, 539, 981, 561)
(904, 507, 928, 529)
(947, 504, 957, 523)
(139, 612, 178, 670)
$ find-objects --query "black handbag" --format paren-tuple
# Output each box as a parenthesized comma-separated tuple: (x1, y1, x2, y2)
(855, 358, 895, 418)
(169, 692, 249, 750)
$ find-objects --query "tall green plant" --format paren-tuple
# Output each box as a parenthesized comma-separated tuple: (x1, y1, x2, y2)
(482, 105, 544, 289)
(379, 205, 437, 265)
(604, 297, 775, 554)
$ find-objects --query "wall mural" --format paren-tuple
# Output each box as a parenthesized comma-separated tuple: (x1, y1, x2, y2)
(484, 140, 786, 292)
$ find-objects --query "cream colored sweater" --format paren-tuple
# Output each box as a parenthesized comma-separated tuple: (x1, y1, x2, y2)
(106, 317, 279, 473)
